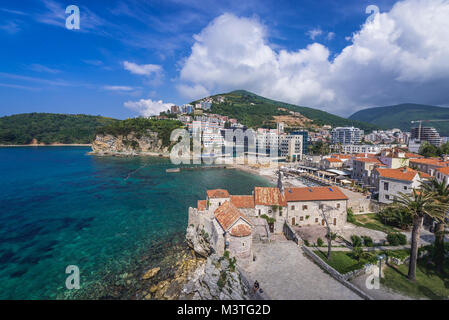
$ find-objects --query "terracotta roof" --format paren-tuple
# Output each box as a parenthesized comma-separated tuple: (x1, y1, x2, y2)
(229, 224, 251, 237)
(409, 158, 446, 166)
(325, 158, 342, 163)
(331, 154, 351, 159)
(353, 158, 382, 164)
(437, 167, 449, 175)
(207, 189, 230, 198)
(354, 153, 376, 158)
(405, 153, 424, 159)
(214, 201, 251, 231)
(197, 200, 207, 211)
(375, 167, 429, 182)
(254, 187, 287, 206)
(284, 186, 348, 202)
(230, 195, 255, 208)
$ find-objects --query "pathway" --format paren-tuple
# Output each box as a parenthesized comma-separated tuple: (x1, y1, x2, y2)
(243, 240, 362, 300)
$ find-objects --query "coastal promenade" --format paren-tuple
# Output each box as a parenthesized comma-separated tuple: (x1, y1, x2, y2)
(243, 239, 362, 300)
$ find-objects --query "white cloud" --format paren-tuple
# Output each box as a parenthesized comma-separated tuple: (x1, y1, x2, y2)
(124, 99, 174, 117)
(326, 32, 335, 41)
(103, 85, 135, 91)
(306, 28, 323, 40)
(29, 64, 60, 74)
(178, 0, 449, 116)
(123, 61, 162, 76)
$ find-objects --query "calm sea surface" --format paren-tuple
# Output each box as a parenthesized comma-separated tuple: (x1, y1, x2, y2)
(0, 147, 272, 299)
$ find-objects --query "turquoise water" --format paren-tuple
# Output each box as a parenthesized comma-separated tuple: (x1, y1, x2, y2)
(0, 147, 272, 299)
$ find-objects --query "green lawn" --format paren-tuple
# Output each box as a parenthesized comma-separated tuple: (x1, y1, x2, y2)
(314, 250, 376, 274)
(382, 259, 449, 300)
(351, 213, 399, 234)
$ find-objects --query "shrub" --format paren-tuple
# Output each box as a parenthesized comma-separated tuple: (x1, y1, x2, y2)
(347, 208, 356, 223)
(362, 236, 373, 247)
(304, 239, 310, 246)
(378, 207, 413, 230)
(317, 238, 324, 247)
(351, 235, 362, 247)
(387, 233, 407, 246)
(351, 247, 363, 261)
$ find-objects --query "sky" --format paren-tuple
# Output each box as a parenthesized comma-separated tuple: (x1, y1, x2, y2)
(1, 0, 449, 119)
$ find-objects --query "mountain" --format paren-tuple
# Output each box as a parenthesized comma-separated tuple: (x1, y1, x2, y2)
(192, 90, 379, 132)
(349, 103, 449, 136)
(0, 113, 118, 145)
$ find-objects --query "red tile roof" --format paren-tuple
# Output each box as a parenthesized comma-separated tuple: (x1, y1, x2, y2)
(229, 224, 251, 237)
(207, 189, 230, 198)
(254, 187, 287, 206)
(197, 200, 207, 211)
(230, 195, 255, 208)
(214, 201, 251, 231)
(354, 153, 376, 158)
(284, 186, 348, 202)
(437, 167, 449, 175)
(325, 158, 342, 163)
(409, 158, 446, 166)
(354, 158, 382, 164)
(331, 154, 351, 159)
(375, 167, 430, 181)
(405, 153, 424, 159)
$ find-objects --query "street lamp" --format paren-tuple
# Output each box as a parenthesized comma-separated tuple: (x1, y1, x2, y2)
(376, 254, 386, 280)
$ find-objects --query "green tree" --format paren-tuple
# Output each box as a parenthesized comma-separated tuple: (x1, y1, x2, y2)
(394, 190, 449, 281)
(422, 179, 449, 271)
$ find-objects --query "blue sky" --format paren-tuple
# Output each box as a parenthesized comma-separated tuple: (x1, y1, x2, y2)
(1, 0, 447, 119)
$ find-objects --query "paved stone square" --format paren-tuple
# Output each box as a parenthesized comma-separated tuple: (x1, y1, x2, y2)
(243, 241, 362, 300)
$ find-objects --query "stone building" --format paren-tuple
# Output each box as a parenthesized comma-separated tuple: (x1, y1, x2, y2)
(188, 183, 350, 265)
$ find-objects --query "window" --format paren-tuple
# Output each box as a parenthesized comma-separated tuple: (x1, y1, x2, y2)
(291, 205, 295, 210)
(300, 216, 304, 221)
(242, 243, 245, 247)
(384, 182, 389, 191)
(268, 210, 272, 214)
(258, 209, 261, 216)
(302, 205, 308, 210)
(279, 212, 282, 217)
(337, 203, 341, 209)
(403, 186, 407, 190)
(385, 195, 390, 200)
(319, 204, 323, 210)
(219, 202, 221, 206)
(315, 218, 319, 223)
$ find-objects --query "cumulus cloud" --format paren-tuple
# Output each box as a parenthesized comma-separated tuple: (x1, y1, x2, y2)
(178, 0, 449, 116)
(124, 99, 173, 117)
(123, 61, 162, 76)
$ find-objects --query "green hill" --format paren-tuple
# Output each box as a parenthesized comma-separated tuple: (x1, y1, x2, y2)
(349, 104, 449, 136)
(0, 113, 118, 145)
(193, 90, 379, 131)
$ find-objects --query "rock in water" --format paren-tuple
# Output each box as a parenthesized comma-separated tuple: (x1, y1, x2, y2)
(141, 267, 160, 280)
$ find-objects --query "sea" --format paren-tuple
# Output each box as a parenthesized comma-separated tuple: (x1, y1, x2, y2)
(0, 146, 272, 299)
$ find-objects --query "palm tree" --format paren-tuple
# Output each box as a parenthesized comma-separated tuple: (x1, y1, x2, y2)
(422, 179, 449, 271)
(394, 190, 449, 281)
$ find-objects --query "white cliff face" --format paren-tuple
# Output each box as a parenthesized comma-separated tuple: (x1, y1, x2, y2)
(180, 254, 250, 300)
(91, 131, 169, 155)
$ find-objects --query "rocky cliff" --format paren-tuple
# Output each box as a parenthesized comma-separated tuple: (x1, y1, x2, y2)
(91, 131, 169, 156)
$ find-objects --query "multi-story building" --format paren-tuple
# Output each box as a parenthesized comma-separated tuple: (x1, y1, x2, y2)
(331, 127, 364, 145)
(352, 157, 383, 186)
(409, 158, 449, 177)
(373, 167, 430, 204)
(332, 144, 401, 155)
(411, 126, 442, 147)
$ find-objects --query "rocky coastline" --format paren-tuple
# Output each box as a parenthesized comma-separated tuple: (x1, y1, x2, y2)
(89, 132, 170, 157)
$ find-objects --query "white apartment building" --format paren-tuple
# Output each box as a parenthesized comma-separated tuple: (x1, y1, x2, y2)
(331, 127, 364, 145)
(375, 167, 430, 204)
